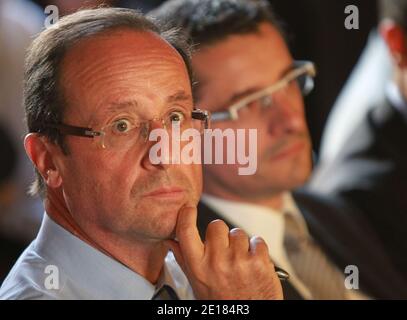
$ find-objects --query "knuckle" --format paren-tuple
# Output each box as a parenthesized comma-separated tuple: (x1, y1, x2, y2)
(191, 267, 206, 284)
(250, 235, 267, 248)
(250, 236, 270, 258)
(207, 219, 229, 233)
(229, 228, 248, 239)
(251, 254, 268, 271)
(209, 256, 229, 275)
(209, 219, 228, 228)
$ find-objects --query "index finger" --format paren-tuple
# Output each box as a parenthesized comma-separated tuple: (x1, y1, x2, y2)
(176, 205, 205, 263)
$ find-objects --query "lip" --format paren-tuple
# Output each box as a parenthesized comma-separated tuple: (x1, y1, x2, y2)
(270, 142, 305, 161)
(144, 187, 185, 199)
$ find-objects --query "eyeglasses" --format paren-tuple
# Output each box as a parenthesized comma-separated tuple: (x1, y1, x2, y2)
(211, 61, 316, 122)
(44, 109, 210, 150)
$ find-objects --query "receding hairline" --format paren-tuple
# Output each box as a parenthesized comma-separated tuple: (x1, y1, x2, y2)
(58, 27, 192, 114)
(61, 26, 189, 66)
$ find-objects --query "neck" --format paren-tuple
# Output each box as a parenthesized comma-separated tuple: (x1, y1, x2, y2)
(44, 188, 167, 284)
(203, 182, 285, 210)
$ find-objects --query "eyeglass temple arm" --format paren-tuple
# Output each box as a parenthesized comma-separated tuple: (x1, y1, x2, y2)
(47, 123, 101, 138)
(227, 62, 316, 120)
(192, 109, 211, 129)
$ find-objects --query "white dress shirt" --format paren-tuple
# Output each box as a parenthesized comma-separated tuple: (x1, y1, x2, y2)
(0, 213, 194, 300)
(201, 192, 368, 300)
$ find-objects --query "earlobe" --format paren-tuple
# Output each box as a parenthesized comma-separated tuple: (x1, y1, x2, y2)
(45, 168, 63, 188)
(24, 133, 63, 189)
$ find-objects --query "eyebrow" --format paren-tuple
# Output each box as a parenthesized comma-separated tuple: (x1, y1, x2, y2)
(105, 91, 191, 112)
(85, 100, 139, 127)
(90, 91, 193, 125)
(222, 63, 295, 108)
(166, 90, 193, 104)
(105, 100, 139, 114)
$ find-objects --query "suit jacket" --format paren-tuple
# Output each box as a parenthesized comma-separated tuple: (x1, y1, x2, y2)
(197, 190, 407, 299)
(310, 98, 407, 281)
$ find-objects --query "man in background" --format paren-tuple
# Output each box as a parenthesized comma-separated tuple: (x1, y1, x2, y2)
(309, 0, 407, 279)
(150, 0, 407, 299)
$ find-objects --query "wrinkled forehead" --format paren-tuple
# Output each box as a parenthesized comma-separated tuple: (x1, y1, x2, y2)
(59, 29, 192, 122)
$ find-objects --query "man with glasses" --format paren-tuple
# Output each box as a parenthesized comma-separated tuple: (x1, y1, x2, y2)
(0, 7, 284, 300)
(151, 0, 407, 299)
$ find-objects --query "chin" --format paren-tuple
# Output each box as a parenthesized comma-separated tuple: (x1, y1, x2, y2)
(259, 169, 309, 192)
(151, 207, 180, 236)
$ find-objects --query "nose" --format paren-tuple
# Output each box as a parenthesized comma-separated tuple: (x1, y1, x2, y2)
(266, 95, 306, 136)
(141, 120, 174, 171)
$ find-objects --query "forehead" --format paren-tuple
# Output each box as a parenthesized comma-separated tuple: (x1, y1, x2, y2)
(192, 22, 292, 107)
(60, 29, 191, 122)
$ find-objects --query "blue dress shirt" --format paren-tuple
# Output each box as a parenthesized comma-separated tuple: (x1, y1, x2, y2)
(0, 213, 194, 300)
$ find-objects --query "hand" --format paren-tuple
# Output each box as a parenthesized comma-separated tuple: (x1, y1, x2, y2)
(165, 206, 283, 300)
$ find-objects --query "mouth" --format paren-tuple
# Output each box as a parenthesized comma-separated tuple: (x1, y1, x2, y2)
(269, 141, 306, 161)
(143, 186, 185, 199)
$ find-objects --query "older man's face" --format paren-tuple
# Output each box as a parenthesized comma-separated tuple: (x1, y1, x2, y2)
(194, 23, 312, 200)
(55, 29, 201, 241)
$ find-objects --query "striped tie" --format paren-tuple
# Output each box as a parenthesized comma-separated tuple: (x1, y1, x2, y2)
(283, 212, 346, 300)
(152, 284, 180, 300)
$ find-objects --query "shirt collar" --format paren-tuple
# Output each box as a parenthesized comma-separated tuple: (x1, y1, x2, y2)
(35, 213, 188, 299)
(200, 192, 313, 299)
(201, 193, 307, 228)
(200, 192, 309, 255)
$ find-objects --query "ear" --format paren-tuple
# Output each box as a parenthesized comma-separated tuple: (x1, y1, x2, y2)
(24, 133, 63, 189)
(380, 20, 407, 67)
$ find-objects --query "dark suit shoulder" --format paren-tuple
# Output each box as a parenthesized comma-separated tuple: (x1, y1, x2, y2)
(310, 98, 407, 279)
(294, 189, 407, 298)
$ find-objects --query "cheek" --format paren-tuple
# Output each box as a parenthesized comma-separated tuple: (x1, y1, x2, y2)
(193, 164, 203, 190)
(183, 163, 203, 198)
(204, 162, 241, 180)
(65, 146, 140, 193)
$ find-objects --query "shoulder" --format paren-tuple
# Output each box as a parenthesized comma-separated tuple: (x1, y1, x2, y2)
(0, 243, 68, 300)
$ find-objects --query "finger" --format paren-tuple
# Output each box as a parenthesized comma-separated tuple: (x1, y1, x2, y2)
(249, 236, 269, 259)
(176, 206, 204, 263)
(205, 220, 230, 254)
(229, 228, 250, 255)
(164, 239, 186, 272)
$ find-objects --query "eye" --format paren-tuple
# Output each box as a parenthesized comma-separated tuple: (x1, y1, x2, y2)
(112, 119, 132, 133)
(168, 110, 186, 124)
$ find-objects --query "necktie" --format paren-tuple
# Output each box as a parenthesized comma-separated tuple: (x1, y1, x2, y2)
(152, 284, 180, 300)
(283, 212, 346, 300)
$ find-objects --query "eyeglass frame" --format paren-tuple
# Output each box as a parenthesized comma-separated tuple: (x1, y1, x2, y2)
(42, 109, 211, 148)
(210, 60, 316, 122)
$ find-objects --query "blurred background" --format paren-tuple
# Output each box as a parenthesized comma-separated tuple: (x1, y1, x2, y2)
(0, 0, 382, 283)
